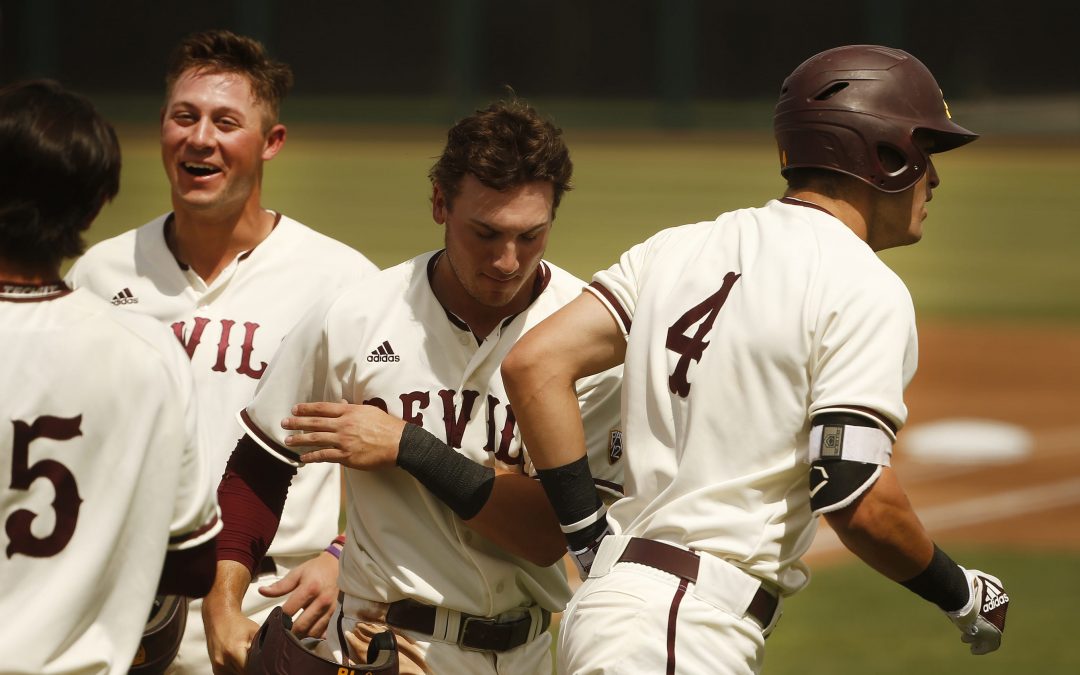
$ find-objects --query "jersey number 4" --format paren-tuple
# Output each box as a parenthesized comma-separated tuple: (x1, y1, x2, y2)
(665, 272, 741, 397)
(5, 415, 83, 558)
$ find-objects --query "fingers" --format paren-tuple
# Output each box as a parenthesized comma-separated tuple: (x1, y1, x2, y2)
(291, 401, 348, 417)
(281, 415, 339, 433)
(290, 595, 336, 638)
(257, 569, 300, 599)
(283, 430, 338, 449)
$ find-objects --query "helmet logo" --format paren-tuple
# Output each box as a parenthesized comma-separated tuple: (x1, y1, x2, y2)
(941, 91, 953, 119)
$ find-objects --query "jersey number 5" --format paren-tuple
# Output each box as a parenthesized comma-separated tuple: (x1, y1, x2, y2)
(665, 272, 741, 397)
(5, 415, 84, 558)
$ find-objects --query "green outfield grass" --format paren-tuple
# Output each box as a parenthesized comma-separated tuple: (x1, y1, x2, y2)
(88, 125, 1080, 322)
(763, 547, 1077, 674)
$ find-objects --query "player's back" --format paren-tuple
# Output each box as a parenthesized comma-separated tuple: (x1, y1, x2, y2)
(594, 198, 915, 593)
(0, 286, 214, 674)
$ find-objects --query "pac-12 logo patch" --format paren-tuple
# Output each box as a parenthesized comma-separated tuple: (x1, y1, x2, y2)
(821, 425, 844, 458)
(609, 429, 623, 464)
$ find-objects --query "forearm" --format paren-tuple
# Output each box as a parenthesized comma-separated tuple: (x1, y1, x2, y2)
(465, 473, 565, 566)
(502, 350, 589, 470)
(203, 559, 254, 618)
(397, 424, 564, 566)
(824, 466, 934, 581)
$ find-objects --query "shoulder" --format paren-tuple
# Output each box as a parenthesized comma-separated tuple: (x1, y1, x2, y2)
(73, 215, 166, 267)
(67, 288, 192, 378)
(272, 214, 378, 272)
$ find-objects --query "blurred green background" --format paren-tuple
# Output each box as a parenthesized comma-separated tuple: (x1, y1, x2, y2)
(88, 120, 1080, 324)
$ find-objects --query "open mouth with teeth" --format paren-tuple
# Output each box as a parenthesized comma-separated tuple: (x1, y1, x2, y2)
(183, 162, 221, 177)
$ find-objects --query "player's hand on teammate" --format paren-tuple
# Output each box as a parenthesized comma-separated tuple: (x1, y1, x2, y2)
(945, 568, 1010, 655)
(257, 550, 340, 638)
(282, 401, 406, 470)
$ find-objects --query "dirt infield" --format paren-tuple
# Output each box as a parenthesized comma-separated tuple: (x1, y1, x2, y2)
(806, 320, 1080, 565)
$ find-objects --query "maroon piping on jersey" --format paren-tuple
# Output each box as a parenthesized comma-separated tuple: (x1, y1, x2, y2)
(779, 196, 837, 219)
(587, 281, 631, 334)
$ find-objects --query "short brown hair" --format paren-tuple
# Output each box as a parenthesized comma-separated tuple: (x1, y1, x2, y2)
(429, 96, 573, 215)
(0, 79, 121, 267)
(165, 29, 293, 128)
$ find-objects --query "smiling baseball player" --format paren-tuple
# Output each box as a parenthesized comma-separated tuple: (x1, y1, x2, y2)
(65, 30, 377, 673)
(203, 97, 623, 675)
(503, 45, 1010, 674)
(0, 79, 221, 675)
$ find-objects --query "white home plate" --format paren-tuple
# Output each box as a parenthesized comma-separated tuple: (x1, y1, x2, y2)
(902, 418, 1033, 464)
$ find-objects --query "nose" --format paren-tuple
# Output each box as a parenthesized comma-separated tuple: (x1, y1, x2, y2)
(189, 117, 215, 150)
(927, 158, 940, 190)
(493, 240, 519, 277)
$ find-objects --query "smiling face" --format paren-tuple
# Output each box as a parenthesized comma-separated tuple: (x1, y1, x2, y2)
(432, 174, 554, 332)
(160, 69, 285, 218)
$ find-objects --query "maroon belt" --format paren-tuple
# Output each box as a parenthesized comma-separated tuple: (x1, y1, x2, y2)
(385, 598, 550, 652)
(618, 538, 778, 629)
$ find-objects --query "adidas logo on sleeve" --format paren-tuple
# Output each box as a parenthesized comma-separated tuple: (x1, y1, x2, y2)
(111, 288, 139, 305)
(366, 340, 400, 363)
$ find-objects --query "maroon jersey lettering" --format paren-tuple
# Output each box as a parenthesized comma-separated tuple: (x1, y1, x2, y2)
(171, 316, 211, 359)
(484, 395, 521, 465)
(438, 389, 480, 449)
(666, 272, 741, 397)
(236, 321, 267, 378)
(400, 391, 430, 426)
(6, 415, 84, 558)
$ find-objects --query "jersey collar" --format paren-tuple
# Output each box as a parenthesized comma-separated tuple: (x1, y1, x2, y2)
(0, 280, 71, 302)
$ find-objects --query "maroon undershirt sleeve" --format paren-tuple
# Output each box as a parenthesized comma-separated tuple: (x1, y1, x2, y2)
(216, 434, 297, 576)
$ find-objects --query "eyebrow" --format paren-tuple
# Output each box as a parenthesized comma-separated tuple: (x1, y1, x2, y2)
(470, 219, 549, 236)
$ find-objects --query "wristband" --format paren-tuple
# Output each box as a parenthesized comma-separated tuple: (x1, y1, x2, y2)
(396, 423, 495, 520)
(900, 544, 970, 612)
(324, 534, 346, 559)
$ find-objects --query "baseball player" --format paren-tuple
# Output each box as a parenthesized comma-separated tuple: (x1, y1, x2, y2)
(0, 79, 221, 674)
(202, 97, 623, 675)
(503, 45, 1011, 674)
(66, 30, 377, 673)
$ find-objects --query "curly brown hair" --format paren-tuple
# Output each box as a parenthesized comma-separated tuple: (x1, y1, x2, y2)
(429, 96, 573, 215)
(165, 29, 293, 129)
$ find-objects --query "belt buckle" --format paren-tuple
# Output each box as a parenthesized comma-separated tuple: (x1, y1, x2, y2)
(457, 615, 492, 652)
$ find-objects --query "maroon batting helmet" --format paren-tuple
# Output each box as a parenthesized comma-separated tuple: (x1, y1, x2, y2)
(774, 45, 978, 192)
(129, 595, 187, 674)
(245, 607, 398, 675)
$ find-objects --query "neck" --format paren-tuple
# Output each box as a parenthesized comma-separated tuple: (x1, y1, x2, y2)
(784, 188, 872, 244)
(0, 257, 61, 285)
(168, 202, 275, 283)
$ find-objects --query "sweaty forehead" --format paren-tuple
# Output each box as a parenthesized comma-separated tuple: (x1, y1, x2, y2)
(168, 69, 259, 109)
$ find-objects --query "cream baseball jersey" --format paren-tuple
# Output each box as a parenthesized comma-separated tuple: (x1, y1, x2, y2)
(242, 252, 623, 616)
(586, 199, 917, 595)
(67, 212, 378, 557)
(0, 284, 220, 674)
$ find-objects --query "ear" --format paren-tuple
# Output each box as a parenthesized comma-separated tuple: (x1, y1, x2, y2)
(261, 124, 287, 161)
(431, 184, 448, 224)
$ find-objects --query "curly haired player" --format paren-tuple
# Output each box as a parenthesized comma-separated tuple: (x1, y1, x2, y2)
(503, 45, 1010, 674)
(203, 96, 623, 674)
